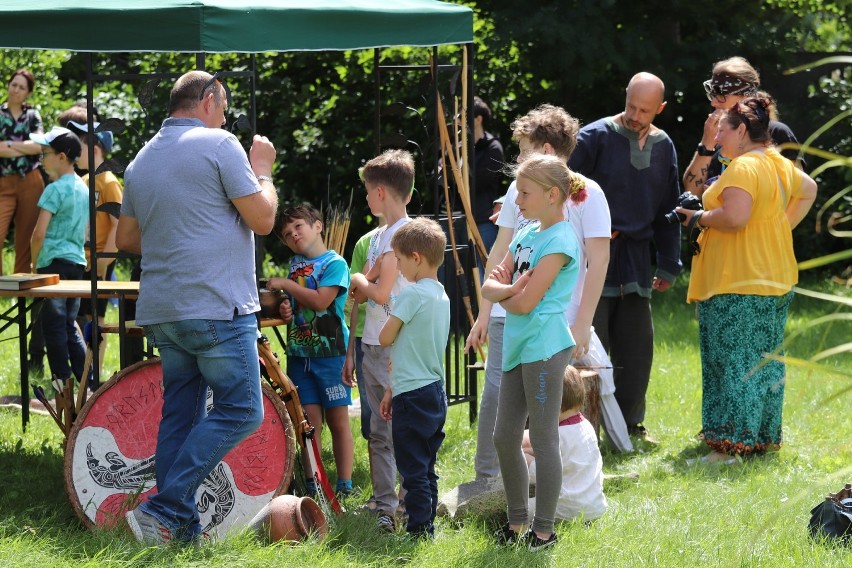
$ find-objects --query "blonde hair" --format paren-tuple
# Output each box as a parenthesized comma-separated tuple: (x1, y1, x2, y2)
(561, 365, 585, 413)
(391, 217, 446, 268)
(510, 104, 580, 159)
(514, 154, 586, 204)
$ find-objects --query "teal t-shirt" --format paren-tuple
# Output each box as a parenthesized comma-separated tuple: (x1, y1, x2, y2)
(502, 220, 580, 371)
(36, 172, 88, 269)
(389, 278, 450, 396)
(286, 250, 351, 358)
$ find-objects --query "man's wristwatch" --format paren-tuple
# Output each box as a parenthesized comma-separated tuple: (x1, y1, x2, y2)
(697, 143, 716, 157)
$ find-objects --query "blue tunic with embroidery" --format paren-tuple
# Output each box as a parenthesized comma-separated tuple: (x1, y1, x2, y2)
(568, 117, 682, 298)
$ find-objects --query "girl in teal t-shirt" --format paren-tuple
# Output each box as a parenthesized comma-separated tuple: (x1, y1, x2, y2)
(481, 154, 584, 548)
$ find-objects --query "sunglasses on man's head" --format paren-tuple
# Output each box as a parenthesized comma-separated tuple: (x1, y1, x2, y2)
(199, 71, 233, 107)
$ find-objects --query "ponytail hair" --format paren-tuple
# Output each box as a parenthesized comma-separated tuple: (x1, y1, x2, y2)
(513, 154, 587, 204)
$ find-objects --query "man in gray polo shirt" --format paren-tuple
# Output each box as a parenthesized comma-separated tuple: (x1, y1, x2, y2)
(116, 70, 278, 545)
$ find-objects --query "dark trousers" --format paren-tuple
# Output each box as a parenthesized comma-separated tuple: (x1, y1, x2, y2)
(593, 294, 654, 428)
(38, 259, 86, 382)
(392, 380, 447, 536)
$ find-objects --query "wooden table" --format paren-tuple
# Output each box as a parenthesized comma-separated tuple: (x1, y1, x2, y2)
(0, 281, 140, 431)
(0, 280, 288, 431)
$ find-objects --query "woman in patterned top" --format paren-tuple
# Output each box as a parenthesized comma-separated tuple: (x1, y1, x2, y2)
(0, 69, 45, 274)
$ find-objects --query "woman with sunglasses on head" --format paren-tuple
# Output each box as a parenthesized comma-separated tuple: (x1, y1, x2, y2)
(676, 95, 816, 464)
(683, 57, 804, 195)
(0, 69, 46, 275)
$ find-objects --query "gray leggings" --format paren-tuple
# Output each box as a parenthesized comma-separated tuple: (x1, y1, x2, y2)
(493, 348, 571, 535)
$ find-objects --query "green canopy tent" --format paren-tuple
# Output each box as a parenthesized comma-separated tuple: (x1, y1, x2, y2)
(1, 0, 476, 430)
(0, 0, 472, 52)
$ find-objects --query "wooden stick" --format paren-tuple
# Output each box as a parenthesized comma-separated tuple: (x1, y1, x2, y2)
(63, 378, 73, 433)
(438, 116, 485, 361)
(461, 47, 471, 224)
(34, 387, 65, 434)
(435, 96, 488, 260)
(459, 49, 482, 304)
(77, 348, 94, 413)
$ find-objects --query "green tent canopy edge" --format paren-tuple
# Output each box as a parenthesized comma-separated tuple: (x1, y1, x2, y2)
(0, 0, 473, 53)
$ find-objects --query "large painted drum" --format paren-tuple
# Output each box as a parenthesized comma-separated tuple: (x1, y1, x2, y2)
(64, 358, 296, 537)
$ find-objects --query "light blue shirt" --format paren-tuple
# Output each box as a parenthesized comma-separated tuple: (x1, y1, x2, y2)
(389, 278, 450, 396)
(36, 172, 87, 269)
(502, 220, 580, 371)
(122, 117, 261, 325)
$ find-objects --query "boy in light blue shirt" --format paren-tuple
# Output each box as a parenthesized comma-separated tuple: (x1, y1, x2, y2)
(378, 217, 450, 540)
(29, 127, 88, 386)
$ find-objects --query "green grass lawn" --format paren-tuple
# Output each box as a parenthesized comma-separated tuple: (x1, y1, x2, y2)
(0, 270, 851, 567)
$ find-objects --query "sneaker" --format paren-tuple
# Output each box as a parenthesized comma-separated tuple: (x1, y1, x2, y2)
(395, 502, 409, 526)
(304, 478, 317, 498)
(628, 424, 660, 446)
(376, 511, 396, 533)
(402, 528, 434, 543)
(336, 479, 353, 497)
(525, 531, 558, 551)
(357, 497, 378, 513)
(125, 508, 172, 545)
(495, 522, 524, 545)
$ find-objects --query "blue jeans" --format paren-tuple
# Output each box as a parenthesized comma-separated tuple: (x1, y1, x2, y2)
(38, 259, 86, 382)
(392, 380, 447, 536)
(140, 314, 263, 541)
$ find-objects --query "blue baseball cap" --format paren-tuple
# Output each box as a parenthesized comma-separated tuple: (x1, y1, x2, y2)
(67, 120, 114, 153)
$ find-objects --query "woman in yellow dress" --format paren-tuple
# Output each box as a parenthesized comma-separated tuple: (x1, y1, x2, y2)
(677, 95, 817, 463)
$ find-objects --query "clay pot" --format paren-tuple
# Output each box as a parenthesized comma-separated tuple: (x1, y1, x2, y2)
(258, 288, 286, 318)
(248, 495, 328, 543)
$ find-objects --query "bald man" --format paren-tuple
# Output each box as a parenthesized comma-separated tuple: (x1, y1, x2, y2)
(567, 72, 682, 442)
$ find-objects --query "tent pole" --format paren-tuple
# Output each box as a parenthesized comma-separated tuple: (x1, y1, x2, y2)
(86, 52, 101, 387)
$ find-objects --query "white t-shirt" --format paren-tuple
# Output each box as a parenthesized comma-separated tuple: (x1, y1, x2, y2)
(362, 217, 411, 345)
(494, 174, 610, 322)
(529, 417, 607, 521)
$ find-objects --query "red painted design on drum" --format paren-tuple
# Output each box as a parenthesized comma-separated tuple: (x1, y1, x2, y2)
(80, 362, 163, 459)
(95, 489, 157, 528)
(221, 394, 290, 496)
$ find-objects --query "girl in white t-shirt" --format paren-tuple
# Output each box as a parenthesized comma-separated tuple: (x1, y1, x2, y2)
(524, 365, 607, 522)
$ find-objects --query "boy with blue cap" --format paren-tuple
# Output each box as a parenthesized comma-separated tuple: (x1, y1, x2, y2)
(67, 120, 122, 376)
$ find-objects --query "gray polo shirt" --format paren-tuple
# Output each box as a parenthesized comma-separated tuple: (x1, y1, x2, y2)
(122, 117, 261, 325)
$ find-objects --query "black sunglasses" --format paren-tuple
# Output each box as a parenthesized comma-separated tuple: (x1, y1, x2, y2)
(198, 72, 233, 107)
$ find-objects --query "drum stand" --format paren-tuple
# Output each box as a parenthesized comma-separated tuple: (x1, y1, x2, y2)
(257, 335, 344, 516)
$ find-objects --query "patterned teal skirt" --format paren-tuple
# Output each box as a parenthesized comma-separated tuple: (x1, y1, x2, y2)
(697, 292, 794, 455)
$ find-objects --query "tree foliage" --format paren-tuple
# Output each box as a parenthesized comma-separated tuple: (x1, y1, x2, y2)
(1, 0, 849, 264)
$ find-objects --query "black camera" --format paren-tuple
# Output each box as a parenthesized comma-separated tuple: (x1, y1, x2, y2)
(665, 192, 703, 224)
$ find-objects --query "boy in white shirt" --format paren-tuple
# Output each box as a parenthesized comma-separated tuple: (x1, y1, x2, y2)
(346, 149, 414, 532)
